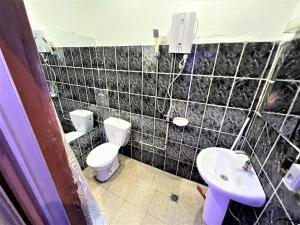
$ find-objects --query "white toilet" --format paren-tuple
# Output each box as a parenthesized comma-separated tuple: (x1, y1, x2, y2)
(65, 110, 94, 143)
(86, 117, 131, 182)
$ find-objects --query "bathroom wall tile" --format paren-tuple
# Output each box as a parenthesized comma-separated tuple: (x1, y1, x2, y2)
(164, 157, 178, 175)
(89, 47, 97, 68)
(198, 129, 218, 149)
(154, 119, 167, 138)
(170, 100, 186, 118)
(129, 46, 142, 71)
(130, 94, 142, 114)
(264, 81, 298, 114)
(156, 73, 171, 98)
(106, 70, 118, 91)
(152, 154, 165, 170)
(80, 47, 92, 68)
(63, 47, 73, 66)
(108, 91, 119, 109)
(257, 195, 291, 225)
(215, 43, 244, 76)
(254, 124, 278, 164)
(262, 112, 285, 132)
(132, 146, 142, 161)
(141, 133, 153, 146)
(119, 110, 131, 122)
(208, 77, 233, 106)
(87, 88, 96, 105)
(276, 39, 300, 80)
(263, 137, 299, 187)
(94, 69, 105, 89)
(158, 45, 172, 73)
(75, 68, 85, 86)
(123, 145, 132, 158)
(189, 76, 211, 103)
(191, 166, 205, 185)
(153, 138, 165, 151)
(155, 98, 170, 119)
(143, 73, 157, 96)
(89, 127, 102, 148)
(182, 126, 200, 147)
(69, 139, 81, 156)
(221, 108, 248, 135)
(166, 141, 181, 160)
(78, 86, 88, 103)
(258, 170, 274, 199)
(179, 145, 196, 164)
(67, 67, 77, 85)
(142, 96, 155, 117)
(95, 88, 109, 107)
(237, 42, 273, 78)
(281, 115, 300, 144)
(143, 46, 157, 72)
(246, 115, 266, 148)
(229, 79, 260, 109)
(177, 162, 192, 179)
(262, 43, 278, 78)
(250, 154, 261, 174)
(142, 116, 154, 135)
(277, 182, 300, 223)
(216, 133, 236, 149)
(84, 69, 94, 87)
(96, 106, 110, 122)
(71, 47, 82, 67)
(60, 67, 69, 83)
(186, 102, 205, 127)
(78, 133, 92, 154)
(193, 43, 218, 75)
(95, 47, 105, 69)
(129, 72, 142, 94)
(291, 94, 300, 115)
(171, 75, 190, 100)
(168, 125, 183, 142)
(118, 71, 129, 92)
(119, 92, 130, 112)
(103, 47, 116, 69)
(203, 105, 225, 130)
(142, 150, 153, 166)
(116, 46, 128, 70)
(62, 84, 72, 99)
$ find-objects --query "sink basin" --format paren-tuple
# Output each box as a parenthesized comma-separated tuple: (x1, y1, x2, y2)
(197, 147, 266, 225)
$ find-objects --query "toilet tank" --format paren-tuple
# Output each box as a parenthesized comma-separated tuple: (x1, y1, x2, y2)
(69, 110, 93, 133)
(104, 117, 131, 146)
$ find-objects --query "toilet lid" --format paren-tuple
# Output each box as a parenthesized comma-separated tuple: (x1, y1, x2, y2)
(86, 143, 119, 168)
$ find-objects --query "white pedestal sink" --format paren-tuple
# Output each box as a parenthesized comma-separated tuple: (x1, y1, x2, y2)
(197, 147, 266, 225)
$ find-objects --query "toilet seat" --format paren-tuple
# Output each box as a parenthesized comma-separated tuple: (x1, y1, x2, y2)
(86, 143, 119, 168)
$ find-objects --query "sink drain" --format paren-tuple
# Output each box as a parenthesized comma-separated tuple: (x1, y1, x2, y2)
(220, 174, 228, 181)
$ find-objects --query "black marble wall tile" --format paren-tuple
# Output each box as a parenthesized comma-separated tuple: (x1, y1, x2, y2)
(141, 133, 153, 146)
(116, 46, 128, 70)
(263, 137, 299, 187)
(95, 47, 105, 69)
(154, 119, 167, 138)
(198, 129, 218, 149)
(132, 146, 142, 161)
(69, 139, 81, 156)
(189, 76, 211, 103)
(106, 70, 118, 91)
(152, 154, 165, 170)
(141, 150, 153, 166)
(143, 73, 157, 96)
(103, 47, 116, 69)
(177, 162, 192, 179)
(258, 170, 274, 199)
(78, 86, 88, 102)
(215, 43, 244, 76)
(166, 141, 181, 160)
(216, 133, 236, 149)
(170, 100, 186, 118)
(263, 43, 279, 78)
(193, 44, 218, 75)
(221, 108, 247, 135)
(172, 75, 190, 100)
(276, 39, 300, 80)
(142, 116, 154, 135)
(117, 71, 129, 92)
(158, 45, 172, 73)
(130, 94, 142, 114)
(157, 73, 171, 98)
(208, 77, 233, 106)
(229, 79, 259, 109)
(78, 133, 92, 154)
(168, 125, 183, 142)
(89, 128, 102, 148)
(246, 115, 266, 148)
(182, 126, 200, 147)
(179, 145, 196, 164)
(291, 94, 300, 115)
(67, 67, 77, 84)
(191, 166, 205, 184)
(108, 91, 119, 109)
(119, 92, 130, 112)
(84, 69, 94, 87)
(165, 157, 178, 175)
(75, 68, 85, 86)
(89, 47, 97, 68)
(60, 67, 69, 83)
(142, 96, 155, 117)
(203, 105, 225, 130)
(80, 47, 92, 68)
(129, 46, 142, 71)
(71, 47, 82, 67)
(123, 145, 132, 157)
(71, 86, 80, 101)
(129, 72, 142, 94)
(153, 138, 165, 150)
(186, 102, 205, 127)
(155, 98, 170, 119)
(63, 47, 73, 66)
(238, 42, 273, 78)
(264, 81, 298, 113)
(94, 69, 104, 89)
(87, 88, 96, 104)
(143, 46, 156, 72)
(62, 84, 72, 99)
(95, 89, 109, 107)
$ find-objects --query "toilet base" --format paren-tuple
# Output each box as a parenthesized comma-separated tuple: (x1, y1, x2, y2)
(95, 156, 119, 182)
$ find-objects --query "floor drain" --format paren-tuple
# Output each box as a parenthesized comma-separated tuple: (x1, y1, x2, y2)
(170, 193, 179, 202)
(220, 174, 228, 181)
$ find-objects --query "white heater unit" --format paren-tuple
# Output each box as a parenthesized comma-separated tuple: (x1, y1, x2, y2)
(169, 12, 196, 54)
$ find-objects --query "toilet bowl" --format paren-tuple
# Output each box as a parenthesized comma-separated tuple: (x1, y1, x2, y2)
(86, 117, 131, 182)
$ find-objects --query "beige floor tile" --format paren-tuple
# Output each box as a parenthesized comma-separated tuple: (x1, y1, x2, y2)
(147, 191, 177, 224)
(152, 172, 182, 195)
(95, 190, 124, 223)
(177, 181, 206, 208)
(142, 214, 166, 225)
(111, 202, 146, 225)
(172, 201, 205, 225)
(108, 178, 135, 199)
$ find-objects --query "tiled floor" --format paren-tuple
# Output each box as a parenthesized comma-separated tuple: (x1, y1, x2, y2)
(83, 154, 207, 225)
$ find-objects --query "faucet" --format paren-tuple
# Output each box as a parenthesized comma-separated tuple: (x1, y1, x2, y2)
(235, 151, 253, 171)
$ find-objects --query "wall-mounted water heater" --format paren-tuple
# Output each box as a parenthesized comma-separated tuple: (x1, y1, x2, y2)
(169, 12, 197, 54)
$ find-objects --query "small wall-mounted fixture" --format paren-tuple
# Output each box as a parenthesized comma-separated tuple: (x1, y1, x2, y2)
(283, 163, 300, 192)
(33, 30, 53, 53)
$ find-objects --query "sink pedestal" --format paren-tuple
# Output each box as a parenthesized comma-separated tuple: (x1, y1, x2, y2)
(202, 188, 230, 225)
